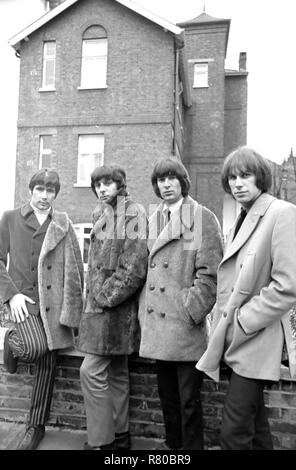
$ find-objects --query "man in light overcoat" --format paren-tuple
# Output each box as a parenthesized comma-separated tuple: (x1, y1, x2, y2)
(139, 157, 223, 450)
(196, 146, 296, 450)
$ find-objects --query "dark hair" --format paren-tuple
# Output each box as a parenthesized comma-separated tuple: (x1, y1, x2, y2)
(221, 146, 272, 194)
(29, 169, 60, 196)
(151, 157, 191, 198)
(90, 165, 127, 198)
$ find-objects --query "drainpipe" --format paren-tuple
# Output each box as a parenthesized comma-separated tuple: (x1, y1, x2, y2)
(173, 44, 180, 156)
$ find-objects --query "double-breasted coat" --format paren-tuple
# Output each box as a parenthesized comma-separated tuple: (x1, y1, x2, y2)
(196, 193, 296, 382)
(0, 204, 84, 350)
(77, 196, 148, 356)
(139, 196, 223, 361)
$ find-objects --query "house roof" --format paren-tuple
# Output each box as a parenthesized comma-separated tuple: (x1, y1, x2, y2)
(9, 0, 184, 50)
(177, 11, 230, 28)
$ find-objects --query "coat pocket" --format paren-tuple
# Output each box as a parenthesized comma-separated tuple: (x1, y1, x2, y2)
(238, 252, 256, 294)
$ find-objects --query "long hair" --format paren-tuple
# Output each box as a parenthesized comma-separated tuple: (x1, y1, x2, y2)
(91, 165, 128, 198)
(221, 146, 272, 194)
(151, 157, 191, 198)
(29, 169, 60, 196)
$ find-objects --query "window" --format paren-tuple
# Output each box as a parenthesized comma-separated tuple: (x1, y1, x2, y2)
(39, 135, 52, 168)
(80, 38, 107, 88)
(73, 224, 93, 271)
(193, 63, 208, 88)
(41, 41, 56, 89)
(76, 134, 104, 186)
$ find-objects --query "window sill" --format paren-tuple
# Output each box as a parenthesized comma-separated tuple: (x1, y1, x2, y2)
(192, 85, 209, 89)
(77, 86, 107, 90)
(73, 183, 91, 188)
(39, 87, 56, 92)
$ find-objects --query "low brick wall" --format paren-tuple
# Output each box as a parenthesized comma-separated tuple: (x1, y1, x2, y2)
(0, 352, 296, 449)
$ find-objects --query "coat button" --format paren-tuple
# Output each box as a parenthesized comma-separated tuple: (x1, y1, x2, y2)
(46, 307, 50, 312)
(163, 262, 169, 268)
(223, 312, 227, 318)
(147, 307, 154, 314)
(47, 265, 52, 270)
(150, 262, 156, 268)
(160, 287, 165, 292)
(160, 312, 166, 318)
(47, 285, 51, 290)
(149, 285, 155, 291)
(231, 287, 234, 292)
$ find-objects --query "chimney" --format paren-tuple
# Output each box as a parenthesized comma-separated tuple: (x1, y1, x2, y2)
(239, 52, 247, 71)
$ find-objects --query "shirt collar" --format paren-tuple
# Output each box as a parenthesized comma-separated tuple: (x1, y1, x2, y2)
(162, 197, 184, 216)
(21, 202, 52, 219)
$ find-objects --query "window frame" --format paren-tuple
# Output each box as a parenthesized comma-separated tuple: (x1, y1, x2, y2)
(75, 134, 105, 187)
(79, 37, 108, 90)
(40, 40, 56, 91)
(39, 135, 53, 169)
(193, 62, 209, 88)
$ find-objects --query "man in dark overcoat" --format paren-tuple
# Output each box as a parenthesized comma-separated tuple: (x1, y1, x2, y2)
(0, 169, 84, 450)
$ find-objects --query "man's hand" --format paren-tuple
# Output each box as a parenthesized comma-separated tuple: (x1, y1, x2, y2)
(9, 294, 35, 323)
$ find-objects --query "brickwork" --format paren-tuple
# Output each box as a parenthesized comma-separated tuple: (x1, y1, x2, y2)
(0, 354, 295, 449)
(15, 0, 176, 218)
(13, 0, 247, 227)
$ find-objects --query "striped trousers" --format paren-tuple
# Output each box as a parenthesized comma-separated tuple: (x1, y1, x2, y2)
(8, 314, 57, 425)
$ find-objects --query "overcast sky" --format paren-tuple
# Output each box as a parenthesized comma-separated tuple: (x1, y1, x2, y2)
(0, 0, 295, 215)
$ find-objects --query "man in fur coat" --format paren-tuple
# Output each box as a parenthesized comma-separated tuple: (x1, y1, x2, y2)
(138, 157, 223, 450)
(0, 169, 84, 450)
(77, 165, 148, 450)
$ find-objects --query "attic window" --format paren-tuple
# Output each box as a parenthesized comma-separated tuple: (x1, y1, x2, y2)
(79, 25, 108, 89)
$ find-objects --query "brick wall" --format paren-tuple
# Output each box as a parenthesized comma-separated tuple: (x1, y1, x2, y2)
(0, 353, 295, 449)
(15, 0, 176, 216)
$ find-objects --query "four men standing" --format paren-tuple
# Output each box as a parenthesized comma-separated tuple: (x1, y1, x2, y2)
(1, 149, 296, 450)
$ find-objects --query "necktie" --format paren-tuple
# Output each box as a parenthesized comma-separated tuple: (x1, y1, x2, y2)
(233, 209, 247, 240)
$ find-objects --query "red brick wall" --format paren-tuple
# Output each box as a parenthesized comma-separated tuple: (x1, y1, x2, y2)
(0, 354, 295, 449)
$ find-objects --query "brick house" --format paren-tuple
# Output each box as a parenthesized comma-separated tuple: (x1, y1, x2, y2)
(9, 0, 247, 257)
(2, 1, 296, 450)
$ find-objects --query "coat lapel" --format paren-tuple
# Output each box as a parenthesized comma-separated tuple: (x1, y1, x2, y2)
(221, 193, 275, 265)
(148, 196, 197, 257)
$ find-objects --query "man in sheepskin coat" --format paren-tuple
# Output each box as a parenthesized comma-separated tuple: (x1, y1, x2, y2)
(0, 169, 84, 450)
(77, 165, 148, 450)
(138, 157, 223, 450)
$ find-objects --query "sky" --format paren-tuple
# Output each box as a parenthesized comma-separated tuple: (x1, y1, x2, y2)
(0, 0, 295, 215)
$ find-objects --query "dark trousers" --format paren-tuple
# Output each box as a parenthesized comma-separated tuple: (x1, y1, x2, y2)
(156, 360, 204, 450)
(220, 370, 273, 450)
(8, 314, 57, 426)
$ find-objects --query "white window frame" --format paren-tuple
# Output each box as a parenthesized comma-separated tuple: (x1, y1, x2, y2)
(39, 135, 52, 169)
(73, 223, 93, 272)
(193, 62, 209, 88)
(75, 134, 104, 187)
(79, 38, 107, 89)
(40, 41, 56, 91)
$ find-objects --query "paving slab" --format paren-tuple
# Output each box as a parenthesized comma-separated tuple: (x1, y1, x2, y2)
(0, 421, 159, 450)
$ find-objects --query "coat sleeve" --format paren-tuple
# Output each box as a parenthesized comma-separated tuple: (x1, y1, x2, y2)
(59, 222, 84, 328)
(92, 207, 148, 308)
(239, 204, 296, 335)
(176, 208, 223, 325)
(0, 211, 20, 303)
